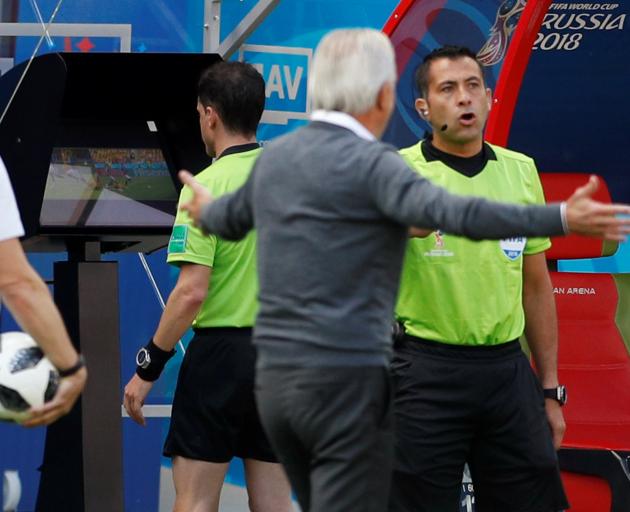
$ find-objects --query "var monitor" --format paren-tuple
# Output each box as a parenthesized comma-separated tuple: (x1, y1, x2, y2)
(40, 147, 178, 229)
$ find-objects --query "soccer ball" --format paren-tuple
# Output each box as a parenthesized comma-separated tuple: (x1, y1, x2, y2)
(0, 331, 59, 422)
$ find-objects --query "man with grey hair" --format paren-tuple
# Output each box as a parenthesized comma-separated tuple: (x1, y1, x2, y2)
(179, 28, 630, 512)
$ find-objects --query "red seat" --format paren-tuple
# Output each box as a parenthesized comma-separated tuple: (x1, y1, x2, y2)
(540, 173, 630, 512)
(552, 271, 630, 450)
(540, 172, 612, 261)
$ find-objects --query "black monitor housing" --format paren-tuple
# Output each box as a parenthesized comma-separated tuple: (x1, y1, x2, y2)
(0, 52, 221, 253)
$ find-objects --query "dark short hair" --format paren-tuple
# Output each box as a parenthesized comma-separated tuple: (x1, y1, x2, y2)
(414, 45, 485, 98)
(197, 61, 265, 135)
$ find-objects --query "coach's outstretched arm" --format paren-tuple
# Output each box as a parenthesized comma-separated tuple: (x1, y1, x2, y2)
(563, 176, 630, 240)
(369, 150, 630, 241)
(179, 169, 255, 240)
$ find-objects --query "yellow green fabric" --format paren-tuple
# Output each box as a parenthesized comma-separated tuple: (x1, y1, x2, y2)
(396, 141, 551, 345)
(167, 148, 261, 328)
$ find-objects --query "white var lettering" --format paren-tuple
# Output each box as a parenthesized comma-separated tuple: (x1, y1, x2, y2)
(284, 65, 303, 100)
(254, 64, 305, 101)
(266, 64, 284, 99)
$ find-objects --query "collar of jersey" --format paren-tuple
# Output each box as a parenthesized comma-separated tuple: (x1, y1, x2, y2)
(216, 143, 260, 161)
(421, 138, 497, 178)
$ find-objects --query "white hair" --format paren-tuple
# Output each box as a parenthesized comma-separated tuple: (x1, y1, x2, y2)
(308, 28, 397, 115)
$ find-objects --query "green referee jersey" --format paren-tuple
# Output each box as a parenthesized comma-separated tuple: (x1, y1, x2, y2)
(167, 145, 261, 328)
(396, 140, 551, 346)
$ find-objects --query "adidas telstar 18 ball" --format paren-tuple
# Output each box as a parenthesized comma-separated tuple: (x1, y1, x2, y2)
(0, 331, 59, 422)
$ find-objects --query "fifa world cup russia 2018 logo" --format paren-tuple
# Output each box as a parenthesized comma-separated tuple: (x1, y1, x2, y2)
(434, 230, 444, 248)
(477, 0, 527, 66)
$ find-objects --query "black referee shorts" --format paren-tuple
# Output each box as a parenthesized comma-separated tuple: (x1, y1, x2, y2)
(163, 328, 277, 463)
(389, 336, 569, 512)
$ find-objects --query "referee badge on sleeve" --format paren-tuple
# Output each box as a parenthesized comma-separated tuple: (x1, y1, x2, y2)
(168, 225, 188, 253)
(499, 237, 526, 260)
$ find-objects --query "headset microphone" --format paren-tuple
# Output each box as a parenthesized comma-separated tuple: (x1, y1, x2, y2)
(440, 124, 448, 131)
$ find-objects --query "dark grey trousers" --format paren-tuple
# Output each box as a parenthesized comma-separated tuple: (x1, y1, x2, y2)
(255, 365, 393, 512)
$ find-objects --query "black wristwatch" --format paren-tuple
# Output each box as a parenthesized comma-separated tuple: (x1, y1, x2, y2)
(543, 385, 567, 406)
(135, 347, 151, 369)
(135, 339, 176, 381)
(57, 355, 86, 377)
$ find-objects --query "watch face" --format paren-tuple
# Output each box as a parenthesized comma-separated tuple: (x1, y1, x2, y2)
(544, 385, 567, 406)
(558, 385, 567, 405)
(136, 348, 151, 369)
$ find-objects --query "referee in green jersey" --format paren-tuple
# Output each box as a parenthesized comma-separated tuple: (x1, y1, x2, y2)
(123, 62, 292, 512)
(389, 46, 569, 512)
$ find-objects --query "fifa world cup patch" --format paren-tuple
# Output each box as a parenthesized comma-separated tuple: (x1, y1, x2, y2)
(423, 230, 454, 257)
(168, 225, 188, 253)
(500, 237, 526, 260)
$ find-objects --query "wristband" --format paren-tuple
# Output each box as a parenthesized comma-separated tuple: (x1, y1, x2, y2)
(135, 339, 175, 382)
(58, 355, 86, 378)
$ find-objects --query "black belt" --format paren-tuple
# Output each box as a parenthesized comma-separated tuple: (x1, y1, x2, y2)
(399, 333, 520, 353)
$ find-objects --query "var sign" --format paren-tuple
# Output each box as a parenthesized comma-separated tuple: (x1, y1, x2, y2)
(239, 44, 312, 125)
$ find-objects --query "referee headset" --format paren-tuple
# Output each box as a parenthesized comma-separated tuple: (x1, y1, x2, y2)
(418, 107, 448, 133)
(417, 104, 441, 130)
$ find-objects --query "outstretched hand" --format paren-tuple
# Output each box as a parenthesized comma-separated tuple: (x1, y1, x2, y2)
(565, 175, 630, 241)
(179, 170, 213, 227)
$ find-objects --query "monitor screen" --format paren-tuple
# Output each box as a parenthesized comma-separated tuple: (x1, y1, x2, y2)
(40, 147, 178, 228)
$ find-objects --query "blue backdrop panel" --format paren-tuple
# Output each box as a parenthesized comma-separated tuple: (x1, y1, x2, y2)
(508, 3, 630, 203)
(15, 0, 204, 57)
(507, 3, 630, 272)
(382, 0, 508, 149)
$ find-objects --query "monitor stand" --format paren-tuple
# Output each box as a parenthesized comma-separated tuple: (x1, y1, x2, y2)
(36, 240, 123, 512)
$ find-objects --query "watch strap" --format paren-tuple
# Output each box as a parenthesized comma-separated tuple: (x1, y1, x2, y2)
(543, 385, 567, 405)
(135, 339, 175, 382)
(57, 355, 86, 378)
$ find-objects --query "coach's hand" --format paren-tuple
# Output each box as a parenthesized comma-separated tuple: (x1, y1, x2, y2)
(179, 170, 213, 228)
(123, 374, 154, 427)
(22, 367, 87, 427)
(545, 399, 566, 450)
(565, 175, 630, 241)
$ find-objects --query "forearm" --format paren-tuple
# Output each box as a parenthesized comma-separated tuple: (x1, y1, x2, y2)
(523, 267, 559, 387)
(151, 285, 204, 352)
(412, 181, 566, 240)
(200, 196, 253, 241)
(2, 270, 78, 370)
(371, 151, 566, 239)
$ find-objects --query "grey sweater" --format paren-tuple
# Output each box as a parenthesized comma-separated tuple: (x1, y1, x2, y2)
(200, 122, 564, 368)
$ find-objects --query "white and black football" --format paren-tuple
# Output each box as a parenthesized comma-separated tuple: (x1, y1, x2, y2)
(0, 331, 59, 422)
